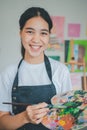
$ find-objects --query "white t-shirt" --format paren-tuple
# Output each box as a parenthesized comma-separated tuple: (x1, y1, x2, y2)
(0, 57, 72, 113)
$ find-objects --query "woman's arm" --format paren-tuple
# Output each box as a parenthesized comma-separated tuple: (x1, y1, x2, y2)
(0, 102, 49, 130)
(0, 111, 28, 130)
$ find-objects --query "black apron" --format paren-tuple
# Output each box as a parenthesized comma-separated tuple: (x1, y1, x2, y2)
(12, 55, 56, 130)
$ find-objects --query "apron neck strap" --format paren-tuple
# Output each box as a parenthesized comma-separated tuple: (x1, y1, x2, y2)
(12, 58, 23, 86)
(44, 55, 52, 81)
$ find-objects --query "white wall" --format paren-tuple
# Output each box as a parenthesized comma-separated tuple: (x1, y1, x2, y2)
(0, 0, 87, 72)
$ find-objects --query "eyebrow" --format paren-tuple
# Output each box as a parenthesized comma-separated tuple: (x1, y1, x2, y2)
(25, 27, 49, 32)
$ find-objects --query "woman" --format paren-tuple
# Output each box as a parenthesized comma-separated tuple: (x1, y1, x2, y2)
(0, 7, 72, 130)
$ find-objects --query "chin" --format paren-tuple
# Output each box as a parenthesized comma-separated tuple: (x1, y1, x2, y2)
(30, 52, 42, 57)
(29, 50, 44, 57)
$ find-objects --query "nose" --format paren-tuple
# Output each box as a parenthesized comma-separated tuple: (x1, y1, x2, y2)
(32, 33, 40, 43)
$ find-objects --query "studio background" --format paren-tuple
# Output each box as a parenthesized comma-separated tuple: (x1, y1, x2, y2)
(0, 0, 87, 72)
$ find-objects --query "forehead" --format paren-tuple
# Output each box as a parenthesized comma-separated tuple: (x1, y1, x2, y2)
(24, 16, 49, 30)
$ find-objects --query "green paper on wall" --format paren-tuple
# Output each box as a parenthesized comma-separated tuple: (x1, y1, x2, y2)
(67, 40, 87, 72)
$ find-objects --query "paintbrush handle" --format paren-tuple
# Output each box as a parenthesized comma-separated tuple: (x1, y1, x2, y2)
(3, 102, 30, 106)
(3, 102, 53, 108)
(3, 102, 66, 109)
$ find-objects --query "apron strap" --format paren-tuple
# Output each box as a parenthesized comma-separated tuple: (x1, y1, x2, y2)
(12, 59, 23, 86)
(44, 55, 52, 81)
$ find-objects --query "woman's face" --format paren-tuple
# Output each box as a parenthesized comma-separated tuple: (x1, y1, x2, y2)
(20, 16, 50, 59)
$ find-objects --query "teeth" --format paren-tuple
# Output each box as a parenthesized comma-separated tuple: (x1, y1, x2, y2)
(31, 45, 40, 49)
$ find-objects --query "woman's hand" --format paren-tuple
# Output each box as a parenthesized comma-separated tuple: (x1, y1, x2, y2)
(25, 102, 49, 124)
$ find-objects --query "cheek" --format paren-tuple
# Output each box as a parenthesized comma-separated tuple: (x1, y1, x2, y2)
(25, 37, 30, 43)
(22, 35, 31, 43)
(44, 38, 49, 45)
(42, 36, 49, 43)
(43, 38, 49, 49)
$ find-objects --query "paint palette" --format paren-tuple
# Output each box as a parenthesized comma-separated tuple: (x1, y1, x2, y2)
(41, 90, 87, 130)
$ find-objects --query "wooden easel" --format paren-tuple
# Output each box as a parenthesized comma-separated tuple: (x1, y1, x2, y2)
(65, 39, 87, 90)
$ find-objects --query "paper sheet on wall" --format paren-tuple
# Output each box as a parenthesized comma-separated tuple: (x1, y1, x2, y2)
(51, 16, 65, 44)
(45, 16, 65, 62)
(70, 73, 82, 90)
(68, 23, 80, 37)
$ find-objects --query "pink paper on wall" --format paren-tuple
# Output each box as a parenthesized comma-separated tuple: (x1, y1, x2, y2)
(51, 16, 65, 43)
(70, 73, 82, 90)
(68, 24, 80, 37)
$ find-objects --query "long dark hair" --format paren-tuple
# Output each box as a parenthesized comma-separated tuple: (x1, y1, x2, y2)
(19, 7, 53, 58)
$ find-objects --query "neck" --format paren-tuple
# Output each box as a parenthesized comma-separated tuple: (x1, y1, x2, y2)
(24, 53, 44, 64)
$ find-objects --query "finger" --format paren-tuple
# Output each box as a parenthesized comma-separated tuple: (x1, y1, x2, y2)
(34, 117, 43, 124)
(32, 107, 49, 115)
(34, 111, 47, 119)
(31, 102, 48, 109)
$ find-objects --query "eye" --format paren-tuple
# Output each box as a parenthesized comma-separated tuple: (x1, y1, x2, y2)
(26, 30, 34, 34)
(41, 32, 48, 36)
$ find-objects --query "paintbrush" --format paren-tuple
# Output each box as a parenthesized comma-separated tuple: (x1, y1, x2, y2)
(3, 102, 66, 109)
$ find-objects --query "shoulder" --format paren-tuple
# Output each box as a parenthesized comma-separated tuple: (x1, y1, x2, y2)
(0, 64, 18, 76)
(48, 57, 69, 74)
(0, 63, 18, 86)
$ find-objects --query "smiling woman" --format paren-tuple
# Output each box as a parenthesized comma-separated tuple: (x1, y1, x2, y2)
(0, 7, 72, 130)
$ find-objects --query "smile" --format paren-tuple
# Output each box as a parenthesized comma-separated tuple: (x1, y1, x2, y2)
(29, 45, 42, 50)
